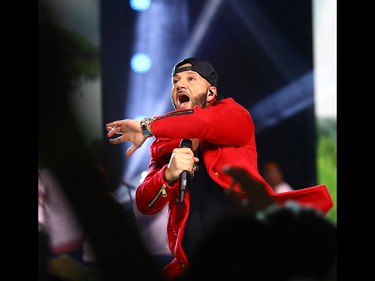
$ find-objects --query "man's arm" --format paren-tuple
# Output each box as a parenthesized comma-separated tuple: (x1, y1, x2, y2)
(150, 98, 254, 146)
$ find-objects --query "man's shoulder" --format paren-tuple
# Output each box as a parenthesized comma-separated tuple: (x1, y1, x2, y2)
(215, 97, 245, 109)
(216, 97, 235, 104)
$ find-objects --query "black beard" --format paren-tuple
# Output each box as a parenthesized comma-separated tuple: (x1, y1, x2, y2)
(191, 92, 208, 109)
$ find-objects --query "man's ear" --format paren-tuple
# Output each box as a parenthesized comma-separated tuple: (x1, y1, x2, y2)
(207, 86, 217, 105)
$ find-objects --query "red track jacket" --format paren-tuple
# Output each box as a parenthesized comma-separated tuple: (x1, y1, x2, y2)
(135, 98, 333, 280)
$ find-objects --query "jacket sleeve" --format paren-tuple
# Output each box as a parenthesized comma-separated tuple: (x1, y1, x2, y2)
(135, 141, 180, 215)
(150, 98, 254, 147)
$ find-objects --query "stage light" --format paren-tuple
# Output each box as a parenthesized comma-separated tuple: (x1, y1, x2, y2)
(130, 52, 152, 73)
(250, 71, 314, 133)
(129, 0, 151, 12)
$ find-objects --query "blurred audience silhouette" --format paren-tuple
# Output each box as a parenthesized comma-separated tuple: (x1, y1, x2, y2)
(176, 167, 336, 281)
(177, 202, 336, 281)
(38, 165, 119, 280)
(38, 168, 85, 260)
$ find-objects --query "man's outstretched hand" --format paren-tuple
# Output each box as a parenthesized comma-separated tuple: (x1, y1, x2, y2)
(106, 119, 147, 158)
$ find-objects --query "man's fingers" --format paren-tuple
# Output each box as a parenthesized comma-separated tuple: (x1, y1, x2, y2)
(109, 136, 126, 144)
(107, 126, 119, 138)
(223, 166, 274, 213)
(125, 145, 137, 158)
(223, 166, 254, 185)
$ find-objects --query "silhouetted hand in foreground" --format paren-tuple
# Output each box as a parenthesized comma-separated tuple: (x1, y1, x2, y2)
(223, 166, 274, 215)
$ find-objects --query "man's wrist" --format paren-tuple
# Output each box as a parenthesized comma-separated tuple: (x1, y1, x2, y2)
(140, 118, 153, 138)
(164, 172, 176, 186)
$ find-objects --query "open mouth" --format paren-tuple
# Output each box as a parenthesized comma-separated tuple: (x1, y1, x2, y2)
(177, 93, 191, 109)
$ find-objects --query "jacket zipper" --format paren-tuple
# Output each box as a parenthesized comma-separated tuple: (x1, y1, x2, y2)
(153, 109, 194, 121)
(146, 109, 193, 207)
(148, 184, 168, 207)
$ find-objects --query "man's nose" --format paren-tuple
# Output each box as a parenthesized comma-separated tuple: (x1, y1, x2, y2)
(176, 79, 186, 89)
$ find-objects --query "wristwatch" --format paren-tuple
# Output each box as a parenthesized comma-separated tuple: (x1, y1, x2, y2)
(140, 117, 152, 138)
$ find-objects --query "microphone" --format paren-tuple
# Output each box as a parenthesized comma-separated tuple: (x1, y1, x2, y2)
(178, 139, 192, 205)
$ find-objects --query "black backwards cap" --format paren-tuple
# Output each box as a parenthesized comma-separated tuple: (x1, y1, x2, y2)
(172, 58, 218, 86)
